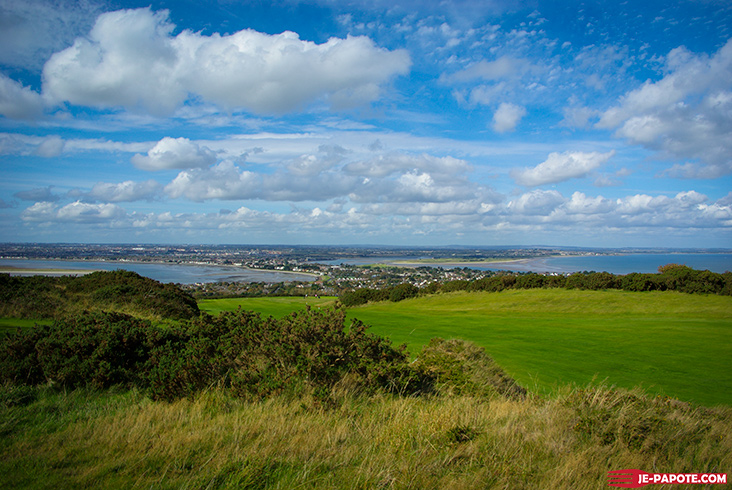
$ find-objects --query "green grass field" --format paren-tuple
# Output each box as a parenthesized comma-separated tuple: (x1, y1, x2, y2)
(198, 295, 338, 317)
(200, 290, 732, 407)
(0, 317, 52, 336)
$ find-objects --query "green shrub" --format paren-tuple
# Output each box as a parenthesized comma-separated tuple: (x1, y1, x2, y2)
(388, 283, 419, 302)
(412, 338, 526, 399)
(144, 306, 431, 402)
(0, 325, 49, 385)
(34, 312, 153, 389)
(441, 280, 470, 293)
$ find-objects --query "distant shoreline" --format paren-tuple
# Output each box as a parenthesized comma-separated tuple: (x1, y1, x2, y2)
(0, 266, 99, 276)
(0, 259, 320, 280)
(391, 255, 570, 269)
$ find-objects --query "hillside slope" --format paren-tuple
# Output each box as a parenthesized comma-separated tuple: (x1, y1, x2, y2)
(0, 270, 199, 321)
(346, 289, 732, 406)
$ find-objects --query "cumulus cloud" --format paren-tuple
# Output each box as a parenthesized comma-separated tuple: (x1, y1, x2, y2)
(165, 160, 357, 202)
(87, 180, 162, 202)
(131, 137, 217, 171)
(500, 188, 730, 233)
(56, 201, 127, 222)
(343, 153, 471, 179)
(161, 150, 486, 206)
(492, 102, 526, 132)
(0, 74, 44, 119)
(563, 192, 615, 215)
(512, 150, 616, 186)
(21, 201, 127, 223)
(16, 186, 730, 241)
(508, 189, 565, 215)
(287, 145, 349, 176)
(41, 7, 410, 116)
(597, 39, 732, 177)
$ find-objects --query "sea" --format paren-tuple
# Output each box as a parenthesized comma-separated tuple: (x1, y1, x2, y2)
(457, 253, 732, 275)
(1, 253, 730, 283)
(332, 253, 732, 275)
(0, 259, 316, 284)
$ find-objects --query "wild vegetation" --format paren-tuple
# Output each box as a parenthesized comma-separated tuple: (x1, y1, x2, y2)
(203, 287, 732, 407)
(1, 269, 730, 488)
(0, 270, 199, 321)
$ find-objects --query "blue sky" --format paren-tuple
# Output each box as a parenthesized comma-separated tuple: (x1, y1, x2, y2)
(1, 0, 731, 247)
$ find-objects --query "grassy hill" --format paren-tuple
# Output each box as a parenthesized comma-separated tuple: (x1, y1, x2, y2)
(0, 270, 199, 322)
(203, 289, 732, 407)
(2, 279, 731, 488)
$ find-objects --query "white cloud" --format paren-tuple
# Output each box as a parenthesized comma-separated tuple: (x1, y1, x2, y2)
(508, 189, 565, 215)
(21, 201, 127, 223)
(492, 102, 526, 132)
(41, 7, 411, 116)
(56, 201, 127, 222)
(0, 74, 44, 119)
(20, 202, 57, 222)
(598, 39, 732, 177)
(165, 161, 258, 201)
(164, 160, 356, 202)
(35, 136, 65, 157)
(343, 153, 471, 179)
(87, 180, 162, 202)
(16, 186, 730, 242)
(162, 150, 486, 206)
(512, 150, 615, 186)
(287, 145, 349, 176)
(131, 137, 217, 171)
(563, 192, 615, 215)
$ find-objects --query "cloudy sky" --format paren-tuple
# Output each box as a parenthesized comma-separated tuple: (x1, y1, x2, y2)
(1, 0, 731, 247)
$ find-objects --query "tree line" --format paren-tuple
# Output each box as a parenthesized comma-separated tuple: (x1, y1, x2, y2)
(340, 264, 732, 306)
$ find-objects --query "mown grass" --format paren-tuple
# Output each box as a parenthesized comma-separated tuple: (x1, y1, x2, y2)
(204, 289, 732, 407)
(198, 296, 337, 317)
(0, 318, 52, 336)
(2, 383, 730, 489)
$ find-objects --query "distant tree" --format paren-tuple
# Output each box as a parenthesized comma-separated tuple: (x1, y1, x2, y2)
(515, 273, 546, 289)
(441, 280, 469, 293)
(389, 283, 419, 302)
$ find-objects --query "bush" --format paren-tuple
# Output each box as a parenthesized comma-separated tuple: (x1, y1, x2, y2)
(144, 307, 431, 402)
(441, 280, 470, 293)
(0, 324, 49, 386)
(388, 283, 419, 302)
(0, 312, 153, 390)
(339, 288, 375, 307)
(515, 273, 547, 289)
(412, 338, 526, 399)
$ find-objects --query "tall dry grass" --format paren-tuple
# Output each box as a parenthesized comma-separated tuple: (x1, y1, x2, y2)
(2, 382, 730, 489)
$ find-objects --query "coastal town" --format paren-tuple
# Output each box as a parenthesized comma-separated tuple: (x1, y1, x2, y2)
(5, 242, 729, 298)
(0, 243, 609, 297)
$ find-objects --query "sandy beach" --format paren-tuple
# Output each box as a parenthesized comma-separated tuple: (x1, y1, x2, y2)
(0, 267, 99, 276)
(391, 257, 555, 271)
